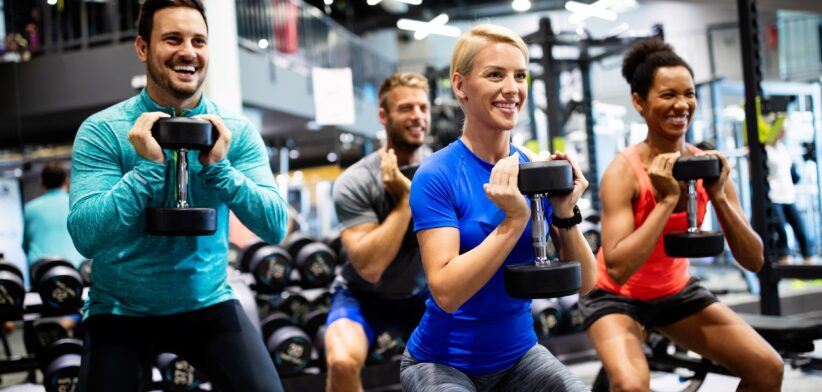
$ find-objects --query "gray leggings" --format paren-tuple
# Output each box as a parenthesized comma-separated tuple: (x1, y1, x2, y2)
(400, 344, 589, 392)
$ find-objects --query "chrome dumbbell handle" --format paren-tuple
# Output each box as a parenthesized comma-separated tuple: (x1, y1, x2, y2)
(687, 180, 697, 233)
(176, 148, 189, 208)
(531, 195, 550, 265)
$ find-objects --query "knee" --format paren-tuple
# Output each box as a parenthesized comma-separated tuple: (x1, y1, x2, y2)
(743, 354, 784, 390)
(326, 353, 362, 379)
(608, 373, 648, 392)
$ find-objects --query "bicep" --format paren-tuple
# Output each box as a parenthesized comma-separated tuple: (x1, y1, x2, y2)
(340, 222, 379, 254)
(417, 227, 460, 280)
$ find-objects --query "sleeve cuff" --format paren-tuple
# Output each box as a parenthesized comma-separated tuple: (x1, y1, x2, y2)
(198, 158, 232, 179)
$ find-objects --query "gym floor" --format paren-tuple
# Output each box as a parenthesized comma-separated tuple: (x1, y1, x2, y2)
(1, 276, 821, 391)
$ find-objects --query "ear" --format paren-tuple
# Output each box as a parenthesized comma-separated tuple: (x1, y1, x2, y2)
(378, 107, 388, 127)
(452, 72, 467, 101)
(135, 36, 148, 64)
(631, 92, 644, 115)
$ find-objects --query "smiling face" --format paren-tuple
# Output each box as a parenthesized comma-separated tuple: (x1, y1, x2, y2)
(380, 86, 430, 150)
(633, 65, 696, 141)
(135, 6, 208, 107)
(453, 42, 528, 133)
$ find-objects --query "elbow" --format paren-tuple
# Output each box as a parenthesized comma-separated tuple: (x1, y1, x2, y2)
(429, 285, 459, 313)
(606, 266, 628, 286)
(356, 269, 382, 284)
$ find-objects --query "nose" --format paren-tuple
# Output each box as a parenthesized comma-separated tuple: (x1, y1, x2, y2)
(178, 39, 197, 61)
(502, 74, 519, 96)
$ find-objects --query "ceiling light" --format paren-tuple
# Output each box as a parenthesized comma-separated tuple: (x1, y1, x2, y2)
(258, 39, 269, 49)
(566, 0, 618, 24)
(368, 0, 422, 5)
(324, 0, 333, 5)
(512, 0, 531, 12)
(397, 14, 461, 40)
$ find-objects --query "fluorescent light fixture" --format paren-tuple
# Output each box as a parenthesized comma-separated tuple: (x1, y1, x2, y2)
(368, 0, 422, 5)
(324, 0, 333, 5)
(397, 13, 460, 40)
(512, 0, 531, 12)
(47, 0, 57, 5)
(566, 1, 617, 21)
(258, 39, 269, 49)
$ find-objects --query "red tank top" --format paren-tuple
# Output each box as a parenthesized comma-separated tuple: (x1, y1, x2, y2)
(594, 145, 709, 300)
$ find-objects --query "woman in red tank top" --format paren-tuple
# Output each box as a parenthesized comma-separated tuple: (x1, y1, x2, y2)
(579, 39, 784, 391)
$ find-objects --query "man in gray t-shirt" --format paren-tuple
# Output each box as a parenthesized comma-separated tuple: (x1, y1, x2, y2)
(325, 72, 431, 391)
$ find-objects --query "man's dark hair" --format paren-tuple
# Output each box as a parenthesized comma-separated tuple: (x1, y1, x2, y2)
(137, 0, 208, 44)
(622, 39, 694, 100)
(41, 162, 67, 190)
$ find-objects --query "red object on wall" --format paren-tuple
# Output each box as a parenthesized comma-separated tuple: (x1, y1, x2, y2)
(766, 23, 778, 49)
(273, 0, 299, 54)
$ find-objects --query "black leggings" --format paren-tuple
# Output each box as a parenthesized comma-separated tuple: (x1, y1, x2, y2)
(78, 300, 283, 392)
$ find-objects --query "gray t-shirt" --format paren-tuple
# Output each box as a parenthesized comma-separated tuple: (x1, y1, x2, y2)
(332, 150, 429, 299)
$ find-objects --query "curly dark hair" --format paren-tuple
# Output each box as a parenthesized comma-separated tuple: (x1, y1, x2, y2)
(137, 0, 207, 44)
(622, 39, 693, 99)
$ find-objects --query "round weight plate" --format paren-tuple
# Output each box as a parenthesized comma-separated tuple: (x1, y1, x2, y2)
(267, 327, 312, 376)
(151, 117, 215, 150)
(158, 354, 204, 392)
(664, 231, 725, 258)
(38, 266, 84, 313)
(531, 298, 563, 340)
(30, 258, 76, 290)
(239, 241, 270, 273)
(300, 307, 329, 339)
(672, 156, 721, 181)
(283, 232, 316, 259)
(504, 261, 582, 299)
(0, 265, 25, 318)
(26, 320, 69, 357)
(517, 160, 574, 195)
(295, 243, 336, 288)
(367, 329, 405, 364)
(249, 246, 293, 293)
(147, 208, 217, 236)
(43, 353, 80, 392)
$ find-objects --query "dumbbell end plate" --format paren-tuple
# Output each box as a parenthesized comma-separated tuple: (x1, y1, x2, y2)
(504, 261, 581, 299)
(664, 231, 725, 257)
(147, 208, 217, 236)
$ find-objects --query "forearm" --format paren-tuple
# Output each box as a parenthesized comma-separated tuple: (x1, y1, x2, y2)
(68, 160, 165, 257)
(198, 160, 288, 245)
(605, 200, 676, 284)
(348, 198, 412, 283)
(713, 196, 764, 271)
(556, 226, 597, 294)
(429, 217, 527, 313)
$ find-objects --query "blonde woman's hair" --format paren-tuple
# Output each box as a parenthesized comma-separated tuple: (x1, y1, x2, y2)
(450, 24, 529, 78)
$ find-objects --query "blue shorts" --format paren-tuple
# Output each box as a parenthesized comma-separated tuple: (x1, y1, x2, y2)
(326, 287, 428, 346)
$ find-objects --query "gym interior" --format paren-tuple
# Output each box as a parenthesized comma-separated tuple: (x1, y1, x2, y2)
(1, 0, 822, 391)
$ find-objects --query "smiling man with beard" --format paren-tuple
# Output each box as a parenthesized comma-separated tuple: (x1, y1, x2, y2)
(67, 1, 288, 391)
(324, 72, 432, 392)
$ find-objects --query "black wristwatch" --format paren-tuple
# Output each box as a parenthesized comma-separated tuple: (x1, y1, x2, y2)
(551, 205, 582, 230)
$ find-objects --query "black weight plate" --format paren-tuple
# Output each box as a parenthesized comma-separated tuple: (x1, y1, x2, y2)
(249, 246, 293, 293)
(504, 261, 581, 299)
(151, 117, 215, 150)
(531, 298, 564, 340)
(43, 353, 80, 392)
(267, 327, 312, 376)
(517, 160, 574, 195)
(239, 241, 270, 273)
(283, 232, 317, 259)
(147, 208, 217, 236)
(0, 265, 25, 318)
(672, 156, 720, 181)
(30, 258, 76, 290)
(367, 328, 405, 364)
(664, 231, 725, 258)
(295, 242, 336, 288)
(38, 266, 84, 313)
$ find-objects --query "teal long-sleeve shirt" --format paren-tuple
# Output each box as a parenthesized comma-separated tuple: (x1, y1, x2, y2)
(68, 89, 288, 317)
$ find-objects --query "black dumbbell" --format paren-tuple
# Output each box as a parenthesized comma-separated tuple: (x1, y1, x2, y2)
(156, 352, 210, 392)
(30, 258, 84, 314)
(40, 338, 82, 392)
(239, 241, 294, 293)
(146, 117, 217, 236)
(664, 156, 725, 257)
(531, 298, 564, 340)
(24, 319, 69, 358)
(299, 305, 328, 341)
(79, 259, 92, 287)
(283, 233, 337, 289)
(504, 161, 582, 299)
(257, 290, 310, 322)
(0, 255, 25, 320)
(366, 328, 405, 365)
(261, 312, 313, 376)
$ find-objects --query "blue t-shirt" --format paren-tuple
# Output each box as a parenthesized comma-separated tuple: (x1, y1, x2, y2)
(407, 139, 553, 375)
(23, 189, 85, 285)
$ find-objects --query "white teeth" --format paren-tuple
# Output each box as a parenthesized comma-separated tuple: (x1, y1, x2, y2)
(494, 102, 517, 109)
(174, 66, 196, 73)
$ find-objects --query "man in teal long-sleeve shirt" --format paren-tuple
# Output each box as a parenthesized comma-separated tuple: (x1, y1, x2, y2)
(23, 162, 84, 280)
(68, 1, 287, 391)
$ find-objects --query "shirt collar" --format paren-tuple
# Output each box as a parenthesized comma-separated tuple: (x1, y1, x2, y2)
(138, 88, 208, 117)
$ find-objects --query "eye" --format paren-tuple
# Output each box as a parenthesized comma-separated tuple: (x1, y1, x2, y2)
(515, 72, 527, 81)
(487, 71, 502, 78)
